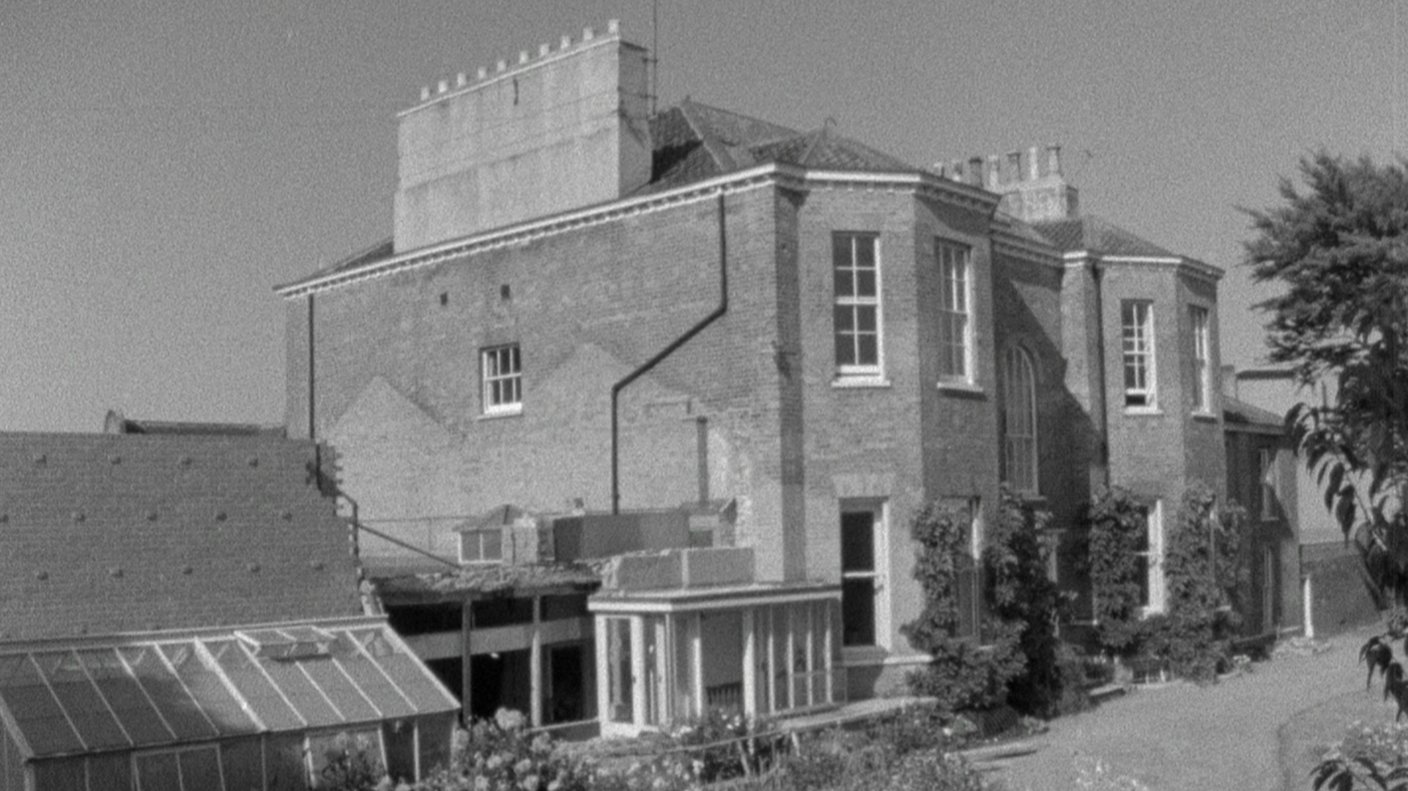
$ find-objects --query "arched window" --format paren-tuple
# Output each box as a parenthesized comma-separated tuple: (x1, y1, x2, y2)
(1001, 346, 1038, 494)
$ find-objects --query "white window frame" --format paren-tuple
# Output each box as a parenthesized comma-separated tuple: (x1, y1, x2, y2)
(459, 528, 504, 564)
(1259, 448, 1278, 521)
(1121, 301, 1157, 409)
(481, 344, 523, 416)
(132, 743, 225, 791)
(1137, 500, 1166, 616)
(832, 233, 884, 381)
(1190, 305, 1211, 413)
(1000, 345, 1039, 494)
(937, 240, 974, 383)
(839, 500, 890, 652)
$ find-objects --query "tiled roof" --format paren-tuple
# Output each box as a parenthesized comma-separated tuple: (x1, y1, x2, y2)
(309, 237, 395, 279)
(1224, 395, 1288, 429)
(0, 432, 364, 641)
(750, 128, 915, 172)
(1031, 216, 1178, 257)
(637, 100, 916, 194)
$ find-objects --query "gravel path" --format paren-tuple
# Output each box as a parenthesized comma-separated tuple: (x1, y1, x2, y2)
(993, 625, 1390, 791)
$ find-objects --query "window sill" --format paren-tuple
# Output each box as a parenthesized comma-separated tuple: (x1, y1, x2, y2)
(832, 376, 891, 389)
(841, 645, 891, 665)
(476, 406, 523, 421)
(1191, 411, 1219, 422)
(1123, 407, 1164, 417)
(936, 380, 984, 396)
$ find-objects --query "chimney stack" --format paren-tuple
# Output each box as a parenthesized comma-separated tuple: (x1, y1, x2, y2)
(393, 21, 653, 252)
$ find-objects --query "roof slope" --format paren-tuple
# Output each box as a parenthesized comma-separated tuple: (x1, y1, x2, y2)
(1032, 216, 1178, 257)
(0, 620, 457, 759)
(1224, 395, 1288, 429)
(0, 432, 363, 641)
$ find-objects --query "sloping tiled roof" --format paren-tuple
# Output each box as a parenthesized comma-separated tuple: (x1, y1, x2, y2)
(0, 432, 363, 640)
(637, 100, 917, 194)
(1224, 395, 1288, 429)
(1031, 216, 1178, 257)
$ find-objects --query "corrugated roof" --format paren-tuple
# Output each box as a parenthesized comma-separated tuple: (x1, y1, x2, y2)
(374, 563, 603, 601)
(0, 620, 457, 760)
(0, 432, 363, 641)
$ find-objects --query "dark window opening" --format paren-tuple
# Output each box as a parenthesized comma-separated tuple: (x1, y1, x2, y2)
(385, 603, 462, 636)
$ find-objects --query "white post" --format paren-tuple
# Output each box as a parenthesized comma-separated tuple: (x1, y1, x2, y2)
(742, 608, 757, 718)
(785, 606, 796, 711)
(691, 613, 705, 717)
(766, 608, 776, 714)
(530, 596, 543, 727)
(631, 617, 647, 728)
(594, 615, 610, 727)
(823, 600, 834, 704)
(1303, 574, 1315, 639)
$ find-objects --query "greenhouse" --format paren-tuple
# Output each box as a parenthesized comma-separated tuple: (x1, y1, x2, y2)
(0, 618, 459, 791)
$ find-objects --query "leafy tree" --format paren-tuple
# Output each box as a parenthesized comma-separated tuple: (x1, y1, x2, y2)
(1247, 152, 1408, 788)
(1244, 150, 1408, 595)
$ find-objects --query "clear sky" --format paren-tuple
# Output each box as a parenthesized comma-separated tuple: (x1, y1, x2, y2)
(3, 0, 1402, 432)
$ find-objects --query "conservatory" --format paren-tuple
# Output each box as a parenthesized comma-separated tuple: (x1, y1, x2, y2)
(589, 548, 843, 736)
(0, 617, 459, 791)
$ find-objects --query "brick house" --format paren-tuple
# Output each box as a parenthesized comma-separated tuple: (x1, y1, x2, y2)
(0, 430, 459, 791)
(275, 21, 1244, 731)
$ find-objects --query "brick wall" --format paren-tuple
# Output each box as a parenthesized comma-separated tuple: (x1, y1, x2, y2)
(0, 432, 362, 640)
(298, 186, 795, 577)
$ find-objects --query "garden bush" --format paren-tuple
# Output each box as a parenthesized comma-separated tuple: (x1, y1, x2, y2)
(1085, 482, 1246, 681)
(902, 489, 1075, 716)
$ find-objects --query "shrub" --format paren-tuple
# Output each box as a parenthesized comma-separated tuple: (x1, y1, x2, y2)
(902, 490, 1074, 716)
(411, 708, 591, 791)
(1313, 721, 1408, 790)
(1085, 482, 1246, 681)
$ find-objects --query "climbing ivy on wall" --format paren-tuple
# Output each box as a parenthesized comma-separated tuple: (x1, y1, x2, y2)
(902, 489, 1069, 714)
(1086, 482, 1247, 681)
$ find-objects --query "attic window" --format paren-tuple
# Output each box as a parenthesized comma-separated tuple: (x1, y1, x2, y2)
(235, 626, 336, 660)
(460, 529, 504, 564)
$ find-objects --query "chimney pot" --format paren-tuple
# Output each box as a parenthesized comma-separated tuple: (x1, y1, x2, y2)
(560, 35, 572, 49)
(608, 19, 621, 35)
(539, 43, 551, 57)
(1046, 144, 1062, 177)
(456, 72, 467, 87)
(437, 80, 449, 94)
(420, 86, 430, 101)
(968, 156, 984, 187)
(496, 59, 507, 72)
(583, 26, 595, 41)
(477, 66, 488, 80)
(985, 155, 1000, 189)
(519, 50, 530, 64)
(1005, 150, 1021, 185)
(1027, 146, 1040, 180)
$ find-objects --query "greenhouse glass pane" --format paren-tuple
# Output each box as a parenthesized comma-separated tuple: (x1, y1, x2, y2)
(0, 654, 84, 757)
(199, 640, 300, 732)
(332, 635, 415, 719)
(32, 651, 128, 749)
(135, 751, 180, 790)
(298, 658, 377, 723)
(250, 651, 341, 727)
(159, 643, 259, 735)
(86, 751, 133, 791)
(118, 646, 216, 741)
(178, 745, 224, 790)
(351, 630, 455, 714)
(31, 759, 86, 791)
(76, 649, 173, 747)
